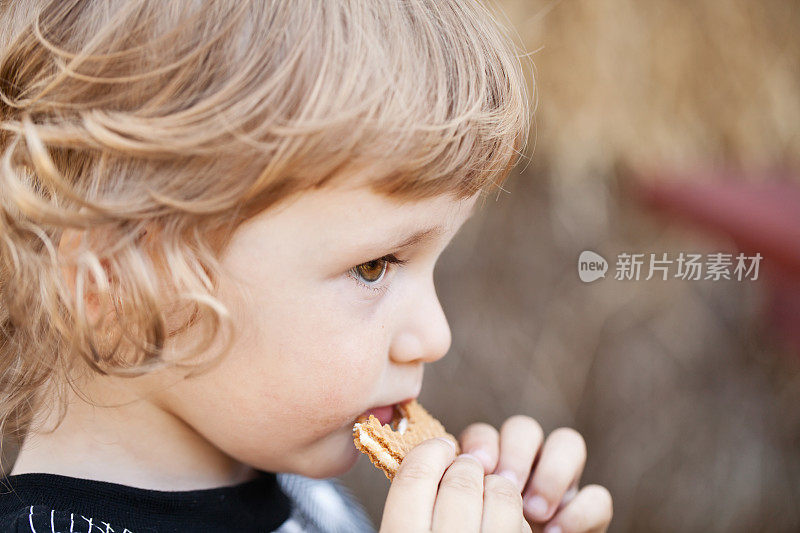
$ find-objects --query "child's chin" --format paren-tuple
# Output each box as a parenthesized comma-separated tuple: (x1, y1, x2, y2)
(313, 451, 359, 479)
(294, 433, 361, 479)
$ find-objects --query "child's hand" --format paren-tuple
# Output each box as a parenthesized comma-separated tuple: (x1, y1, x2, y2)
(380, 437, 531, 532)
(459, 416, 613, 533)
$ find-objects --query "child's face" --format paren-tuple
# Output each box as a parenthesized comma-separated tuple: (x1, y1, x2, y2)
(159, 183, 479, 478)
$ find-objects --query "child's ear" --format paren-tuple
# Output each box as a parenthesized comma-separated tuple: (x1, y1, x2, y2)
(57, 227, 117, 328)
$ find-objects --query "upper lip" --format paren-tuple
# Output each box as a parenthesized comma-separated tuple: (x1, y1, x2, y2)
(372, 395, 417, 410)
(371, 389, 421, 410)
(354, 394, 418, 426)
(368, 375, 423, 411)
(392, 396, 417, 407)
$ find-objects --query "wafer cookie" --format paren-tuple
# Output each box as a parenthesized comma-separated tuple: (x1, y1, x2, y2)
(353, 399, 460, 480)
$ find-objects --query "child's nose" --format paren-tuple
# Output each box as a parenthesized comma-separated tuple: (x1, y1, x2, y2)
(388, 278, 452, 364)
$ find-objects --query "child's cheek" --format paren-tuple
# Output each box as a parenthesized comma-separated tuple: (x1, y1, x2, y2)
(316, 349, 381, 402)
(300, 348, 383, 425)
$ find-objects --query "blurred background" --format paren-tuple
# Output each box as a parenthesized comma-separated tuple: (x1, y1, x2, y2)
(2, 1, 797, 532)
(340, 1, 800, 531)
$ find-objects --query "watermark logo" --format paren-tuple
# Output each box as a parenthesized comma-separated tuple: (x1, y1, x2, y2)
(578, 251, 763, 282)
(578, 250, 608, 283)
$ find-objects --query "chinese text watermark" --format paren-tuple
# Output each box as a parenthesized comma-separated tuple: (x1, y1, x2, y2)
(578, 251, 762, 283)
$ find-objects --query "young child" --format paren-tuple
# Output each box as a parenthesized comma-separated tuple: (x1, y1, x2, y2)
(0, 1, 612, 531)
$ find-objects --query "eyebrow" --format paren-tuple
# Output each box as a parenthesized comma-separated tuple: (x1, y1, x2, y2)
(380, 202, 480, 252)
(384, 226, 445, 252)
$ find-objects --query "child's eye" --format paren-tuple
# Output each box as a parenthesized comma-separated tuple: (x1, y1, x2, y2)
(348, 254, 408, 294)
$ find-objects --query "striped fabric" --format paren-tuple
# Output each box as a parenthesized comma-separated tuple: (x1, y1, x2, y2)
(274, 474, 376, 533)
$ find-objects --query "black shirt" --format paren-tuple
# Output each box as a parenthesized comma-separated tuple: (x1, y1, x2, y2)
(0, 470, 292, 532)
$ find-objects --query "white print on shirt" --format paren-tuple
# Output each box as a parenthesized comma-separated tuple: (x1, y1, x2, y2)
(26, 505, 134, 533)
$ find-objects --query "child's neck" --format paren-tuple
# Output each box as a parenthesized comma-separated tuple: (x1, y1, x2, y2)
(10, 371, 258, 491)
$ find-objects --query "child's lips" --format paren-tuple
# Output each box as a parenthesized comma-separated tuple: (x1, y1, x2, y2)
(357, 397, 416, 426)
(363, 405, 395, 425)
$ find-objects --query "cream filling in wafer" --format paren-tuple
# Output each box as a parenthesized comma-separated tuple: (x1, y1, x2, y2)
(354, 423, 400, 471)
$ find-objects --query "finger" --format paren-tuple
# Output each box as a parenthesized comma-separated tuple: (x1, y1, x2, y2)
(555, 482, 579, 513)
(521, 515, 533, 533)
(430, 454, 485, 532)
(458, 422, 499, 473)
(381, 437, 457, 532)
(493, 415, 544, 491)
(522, 428, 587, 523)
(480, 474, 525, 533)
(528, 482, 578, 533)
(539, 484, 613, 533)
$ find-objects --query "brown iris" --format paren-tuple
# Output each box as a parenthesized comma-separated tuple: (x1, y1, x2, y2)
(354, 259, 387, 283)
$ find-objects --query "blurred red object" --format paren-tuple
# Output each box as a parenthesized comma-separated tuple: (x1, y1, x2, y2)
(631, 169, 800, 358)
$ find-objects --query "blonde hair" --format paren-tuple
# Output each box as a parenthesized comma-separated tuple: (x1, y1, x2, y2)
(0, 0, 531, 442)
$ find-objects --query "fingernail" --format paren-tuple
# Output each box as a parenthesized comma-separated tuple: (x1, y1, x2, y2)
(436, 437, 456, 452)
(523, 494, 550, 520)
(562, 485, 579, 504)
(497, 469, 519, 486)
(467, 449, 492, 471)
(544, 525, 562, 533)
(457, 453, 483, 465)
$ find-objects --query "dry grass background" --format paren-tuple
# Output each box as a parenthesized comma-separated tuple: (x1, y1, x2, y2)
(3, 1, 799, 532)
(340, 1, 800, 531)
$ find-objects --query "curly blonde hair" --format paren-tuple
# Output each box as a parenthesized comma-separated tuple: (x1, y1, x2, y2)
(0, 0, 531, 444)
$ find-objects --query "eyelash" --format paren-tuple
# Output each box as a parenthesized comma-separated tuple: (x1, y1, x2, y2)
(348, 254, 409, 295)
